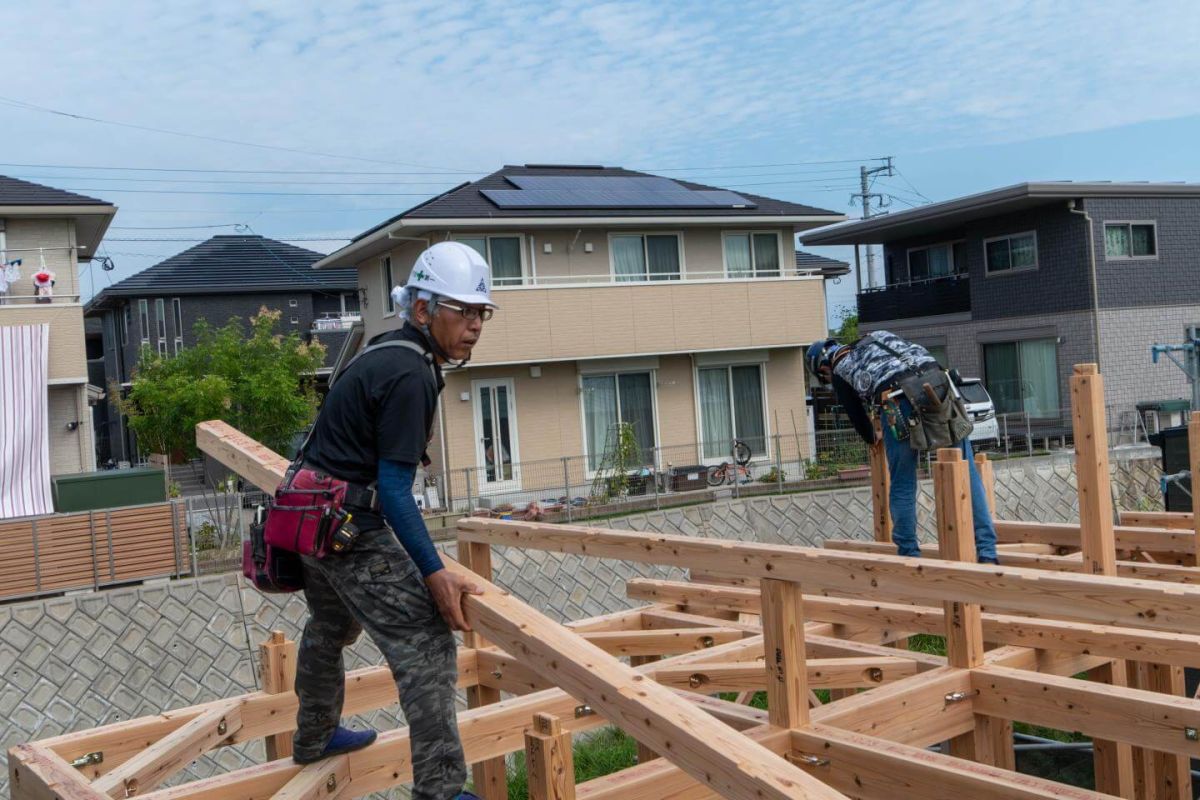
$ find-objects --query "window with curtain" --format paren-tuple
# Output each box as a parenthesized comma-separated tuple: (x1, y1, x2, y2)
(698, 364, 766, 458)
(906, 242, 956, 282)
(460, 235, 525, 285)
(582, 372, 656, 470)
(723, 232, 780, 277)
(983, 338, 1059, 418)
(138, 299, 149, 344)
(610, 234, 680, 282)
(381, 256, 394, 313)
(984, 232, 1038, 274)
(171, 298, 183, 354)
(1104, 222, 1157, 259)
(121, 304, 130, 346)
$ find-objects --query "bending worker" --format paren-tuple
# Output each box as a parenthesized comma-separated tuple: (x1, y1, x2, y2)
(807, 331, 999, 564)
(293, 242, 496, 800)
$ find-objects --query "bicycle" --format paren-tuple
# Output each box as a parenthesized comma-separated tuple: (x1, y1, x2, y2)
(706, 439, 754, 486)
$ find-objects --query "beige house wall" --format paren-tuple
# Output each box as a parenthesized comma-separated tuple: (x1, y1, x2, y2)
(2, 218, 78, 299)
(0, 309, 87, 381)
(430, 346, 811, 486)
(48, 384, 94, 475)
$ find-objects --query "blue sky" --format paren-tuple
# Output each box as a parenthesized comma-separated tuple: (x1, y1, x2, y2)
(2, 0, 1199, 326)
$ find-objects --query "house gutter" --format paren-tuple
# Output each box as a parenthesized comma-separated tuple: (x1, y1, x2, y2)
(1068, 199, 1103, 372)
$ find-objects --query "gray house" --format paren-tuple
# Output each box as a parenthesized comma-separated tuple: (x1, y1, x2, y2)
(802, 182, 1200, 425)
(85, 235, 358, 465)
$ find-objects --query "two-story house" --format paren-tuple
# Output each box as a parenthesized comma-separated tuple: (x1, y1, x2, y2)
(85, 235, 358, 466)
(313, 164, 845, 507)
(0, 176, 116, 517)
(802, 182, 1200, 426)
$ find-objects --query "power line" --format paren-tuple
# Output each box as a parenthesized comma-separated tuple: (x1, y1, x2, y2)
(0, 94, 476, 172)
(106, 236, 351, 242)
(8, 173, 470, 187)
(0, 161, 479, 176)
(48, 187, 441, 197)
(111, 223, 247, 230)
(641, 157, 889, 171)
(893, 166, 933, 203)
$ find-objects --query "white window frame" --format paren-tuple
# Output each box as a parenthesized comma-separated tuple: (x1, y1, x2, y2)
(692, 360, 771, 465)
(155, 298, 168, 356)
(120, 303, 129, 346)
(606, 231, 685, 282)
(471, 377, 521, 491)
(720, 230, 785, 279)
(578, 369, 661, 478)
(454, 233, 527, 286)
(904, 240, 962, 283)
(138, 299, 150, 345)
(381, 255, 396, 316)
(983, 230, 1039, 277)
(1103, 220, 1158, 261)
(171, 298, 183, 354)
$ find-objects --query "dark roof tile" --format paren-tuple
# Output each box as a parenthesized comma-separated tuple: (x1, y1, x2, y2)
(0, 175, 110, 206)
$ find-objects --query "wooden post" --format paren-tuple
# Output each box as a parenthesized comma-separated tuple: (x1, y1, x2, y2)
(259, 631, 297, 760)
(936, 448, 1013, 767)
(629, 655, 660, 763)
(524, 713, 575, 800)
(973, 451, 996, 515)
(1189, 411, 1200, 567)
(459, 538, 509, 800)
(869, 418, 892, 543)
(1072, 364, 1137, 797)
(759, 579, 809, 729)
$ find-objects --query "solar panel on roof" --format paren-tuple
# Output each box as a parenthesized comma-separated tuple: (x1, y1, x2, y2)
(483, 175, 756, 209)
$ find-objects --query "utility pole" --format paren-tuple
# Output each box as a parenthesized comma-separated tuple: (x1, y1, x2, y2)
(851, 157, 894, 288)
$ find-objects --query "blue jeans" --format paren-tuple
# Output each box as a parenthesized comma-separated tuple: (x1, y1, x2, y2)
(882, 400, 998, 562)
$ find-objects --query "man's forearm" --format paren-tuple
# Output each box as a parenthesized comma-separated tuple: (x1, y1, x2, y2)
(377, 459, 444, 576)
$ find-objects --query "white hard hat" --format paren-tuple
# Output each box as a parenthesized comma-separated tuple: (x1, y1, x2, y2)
(395, 241, 497, 310)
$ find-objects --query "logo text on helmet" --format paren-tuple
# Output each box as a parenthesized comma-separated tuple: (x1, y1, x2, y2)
(475, 279, 487, 293)
(415, 270, 430, 282)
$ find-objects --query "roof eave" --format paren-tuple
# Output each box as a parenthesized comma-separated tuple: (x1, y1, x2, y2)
(314, 212, 847, 270)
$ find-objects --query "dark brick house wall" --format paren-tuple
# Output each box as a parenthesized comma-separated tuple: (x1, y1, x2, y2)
(1084, 196, 1200, 310)
(881, 202, 1093, 321)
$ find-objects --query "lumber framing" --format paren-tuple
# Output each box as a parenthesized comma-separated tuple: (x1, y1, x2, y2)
(15, 365, 1200, 800)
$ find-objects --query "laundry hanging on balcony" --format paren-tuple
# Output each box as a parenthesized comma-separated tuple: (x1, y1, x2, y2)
(0, 324, 54, 519)
(0, 258, 20, 303)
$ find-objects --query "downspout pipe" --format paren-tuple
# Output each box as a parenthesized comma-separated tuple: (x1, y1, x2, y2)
(1068, 199, 1103, 372)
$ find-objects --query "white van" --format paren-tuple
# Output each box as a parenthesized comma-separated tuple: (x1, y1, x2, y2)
(957, 378, 999, 447)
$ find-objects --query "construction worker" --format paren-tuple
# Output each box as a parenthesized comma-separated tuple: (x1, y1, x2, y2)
(807, 332, 999, 564)
(292, 242, 496, 800)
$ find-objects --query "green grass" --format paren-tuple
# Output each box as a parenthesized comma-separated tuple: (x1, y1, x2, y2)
(502, 726, 639, 799)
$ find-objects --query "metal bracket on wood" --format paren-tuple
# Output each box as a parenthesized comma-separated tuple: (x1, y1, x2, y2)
(793, 753, 831, 768)
(574, 704, 595, 718)
(69, 751, 104, 768)
(944, 690, 976, 705)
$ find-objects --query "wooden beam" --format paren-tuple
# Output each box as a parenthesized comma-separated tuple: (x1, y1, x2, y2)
(869, 419, 892, 544)
(1071, 364, 1136, 797)
(456, 519, 1200, 636)
(653, 657, 918, 692)
(1191, 411, 1200, 567)
(195, 420, 289, 494)
(789, 724, 1113, 800)
(974, 451, 996, 514)
(972, 664, 1200, 758)
(93, 702, 241, 798)
(628, 656, 660, 764)
(934, 449, 984, 670)
(458, 539, 509, 800)
(580, 628, 744, 657)
(1121, 511, 1193, 530)
(259, 632, 297, 761)
(823, 536, 1200, 584)
(269, 755, 349, 800)
(525, 714, 575, 800)
(9, 745, 105, 800)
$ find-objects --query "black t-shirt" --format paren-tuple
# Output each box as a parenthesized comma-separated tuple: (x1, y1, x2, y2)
(303, 323, 444, 485)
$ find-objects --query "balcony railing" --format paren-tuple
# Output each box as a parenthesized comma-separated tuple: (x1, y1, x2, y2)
(857, 274, 970, 323)
(0, 293, 82, 306)
(312, 312, 362, 331)
(494, 268, 815, 290)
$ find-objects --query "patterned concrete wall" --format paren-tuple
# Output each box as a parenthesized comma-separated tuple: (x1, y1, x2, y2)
(0, 452, 1164, 796)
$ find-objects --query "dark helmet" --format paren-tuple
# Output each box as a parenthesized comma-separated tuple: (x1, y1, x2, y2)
(806, 339, 841, 382)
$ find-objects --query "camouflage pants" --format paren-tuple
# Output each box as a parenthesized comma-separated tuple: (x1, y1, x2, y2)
(293, 527, 466, 800)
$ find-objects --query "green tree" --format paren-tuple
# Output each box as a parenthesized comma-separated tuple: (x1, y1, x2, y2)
(832, 305, 858, 344)
(117, 308, 325, 461)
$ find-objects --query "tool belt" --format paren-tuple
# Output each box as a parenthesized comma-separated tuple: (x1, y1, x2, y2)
(879, 363, 974, 452)
(243, 462, 369, 594)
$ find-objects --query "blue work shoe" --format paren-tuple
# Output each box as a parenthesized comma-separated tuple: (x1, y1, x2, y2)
(455, 793, 483, 800)
(978, 556, 1000, 565)
(293, 726, 377, 764)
